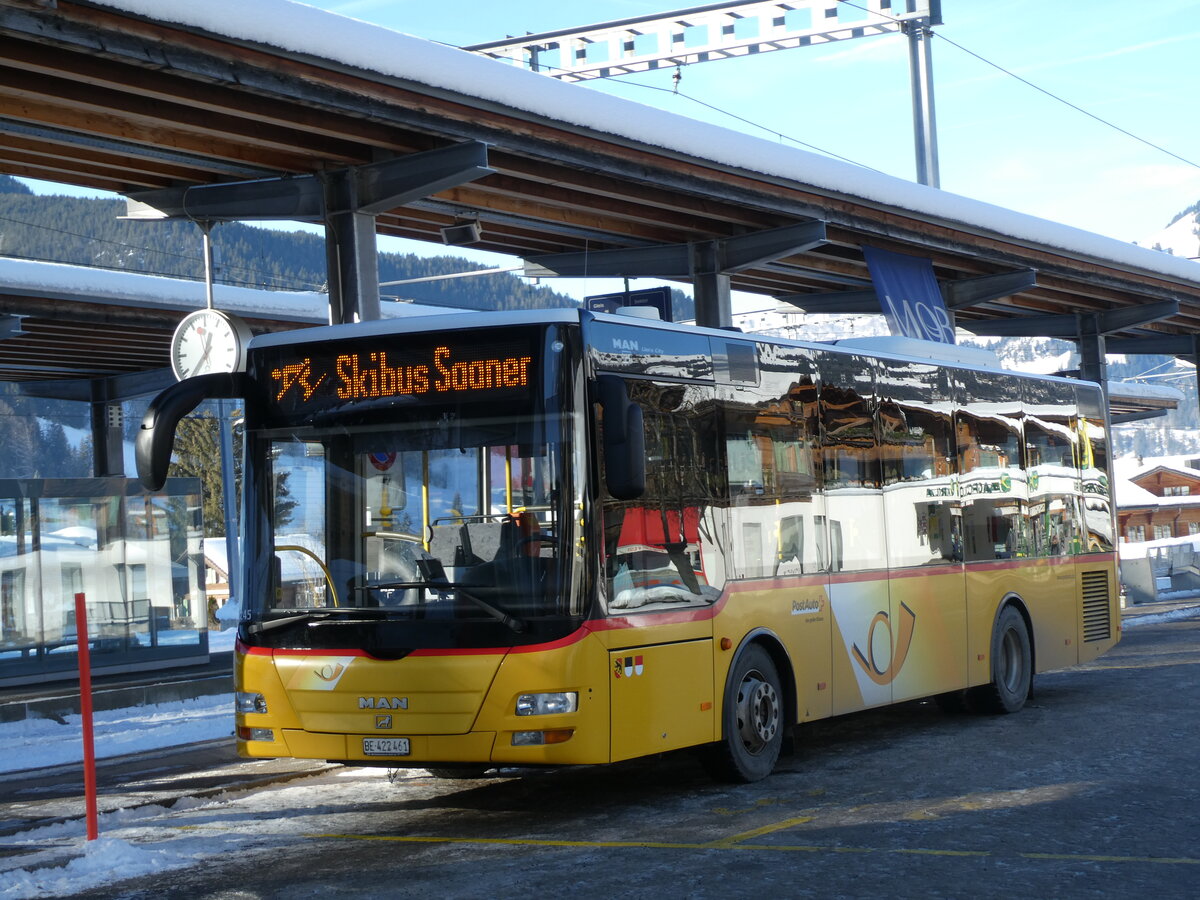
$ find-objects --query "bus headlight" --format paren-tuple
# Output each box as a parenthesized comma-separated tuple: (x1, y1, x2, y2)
(236, 692, 268, 714)
(516, 692, 577, 716)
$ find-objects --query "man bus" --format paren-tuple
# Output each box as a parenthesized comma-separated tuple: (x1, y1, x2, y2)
(137, 307, 1119, 782)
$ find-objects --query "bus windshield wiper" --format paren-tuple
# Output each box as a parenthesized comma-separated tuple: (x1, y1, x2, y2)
(248, 608, 399, 634)
(246, 611, 332, 635)
(413, 558, 528, 633)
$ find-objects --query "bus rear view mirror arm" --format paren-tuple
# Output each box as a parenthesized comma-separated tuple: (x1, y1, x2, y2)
(136, 372, 250, 491)
(595, 374, 646, 501)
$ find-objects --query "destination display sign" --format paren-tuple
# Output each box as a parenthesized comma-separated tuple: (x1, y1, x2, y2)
(255, 333, 538, 420)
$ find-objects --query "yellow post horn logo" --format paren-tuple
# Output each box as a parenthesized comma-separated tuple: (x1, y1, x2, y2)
(852, 602, 916, 685)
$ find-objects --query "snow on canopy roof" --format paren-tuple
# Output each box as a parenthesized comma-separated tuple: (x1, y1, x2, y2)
(1108, 381, 1187, 402)
(1130, 460, 1200, 484)
(0, 256, 458, 321)
(1115, 478, 1160, 507)
(90, 0, 1200, 289)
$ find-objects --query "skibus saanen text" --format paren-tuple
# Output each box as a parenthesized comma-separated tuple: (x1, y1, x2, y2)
(138, 308, 1120, 782)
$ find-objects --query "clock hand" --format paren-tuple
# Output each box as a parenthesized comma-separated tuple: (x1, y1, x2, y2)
(198, 331, 214, 365)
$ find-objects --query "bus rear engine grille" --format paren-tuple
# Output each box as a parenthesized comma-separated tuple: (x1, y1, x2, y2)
(1081, 570, 1112, 642)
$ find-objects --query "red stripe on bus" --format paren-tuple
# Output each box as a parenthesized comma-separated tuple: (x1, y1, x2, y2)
(240, 550, 1114, 660)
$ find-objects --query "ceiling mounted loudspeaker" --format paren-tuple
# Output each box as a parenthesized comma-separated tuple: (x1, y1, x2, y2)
(440, 221, 482, 245)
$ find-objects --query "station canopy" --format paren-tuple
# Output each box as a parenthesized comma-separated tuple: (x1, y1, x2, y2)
(1, 0, 1199, 412)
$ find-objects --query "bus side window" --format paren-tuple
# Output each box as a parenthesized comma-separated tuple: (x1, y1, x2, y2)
(877, 362, 958, 569)
(955, 371, 1027, 562)
(722, 357, 822, 578)
(603, 380, 723, 609)
(1075, 383, 1114, 553)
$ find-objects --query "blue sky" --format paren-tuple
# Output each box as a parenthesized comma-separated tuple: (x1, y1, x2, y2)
(295, 0, 1200, 247)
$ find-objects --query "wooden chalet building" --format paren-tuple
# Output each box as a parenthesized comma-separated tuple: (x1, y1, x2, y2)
(1117, 461, 1200, 543)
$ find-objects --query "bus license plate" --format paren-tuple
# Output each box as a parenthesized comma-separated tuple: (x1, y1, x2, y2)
(362, 737, 410, 756)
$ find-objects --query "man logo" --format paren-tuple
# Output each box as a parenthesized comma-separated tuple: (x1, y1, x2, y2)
(375, 715, 393, 730)
(358, 697, 409, 709)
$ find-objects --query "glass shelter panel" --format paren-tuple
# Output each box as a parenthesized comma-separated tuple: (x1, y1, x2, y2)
(0, 478, 206, 685)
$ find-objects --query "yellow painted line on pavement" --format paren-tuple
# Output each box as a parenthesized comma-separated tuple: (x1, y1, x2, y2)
(732, 843, 988, 858)
(1022, 852, 1200, 865)
(702, 816, 814, 848)
(1087, 658, 1200, 670)
(307, 833, 1200, 865)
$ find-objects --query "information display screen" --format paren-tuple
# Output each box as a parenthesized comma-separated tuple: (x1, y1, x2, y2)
(254, 330, 539, 422)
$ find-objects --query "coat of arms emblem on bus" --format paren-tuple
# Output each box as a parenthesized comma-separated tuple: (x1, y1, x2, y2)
(614, 656, 644, 678)
(851, 602, 917, 685)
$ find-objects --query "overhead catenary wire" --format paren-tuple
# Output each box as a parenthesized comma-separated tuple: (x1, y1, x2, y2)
(834, 0, 1200, 173)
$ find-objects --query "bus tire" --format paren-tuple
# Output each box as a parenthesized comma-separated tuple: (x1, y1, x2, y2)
(701, 644, 784, 783)
(970, 605, 1032, 714)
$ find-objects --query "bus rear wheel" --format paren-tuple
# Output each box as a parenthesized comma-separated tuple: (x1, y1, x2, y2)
(970, 605, 1032, 714)
(701, 644, 784, 783)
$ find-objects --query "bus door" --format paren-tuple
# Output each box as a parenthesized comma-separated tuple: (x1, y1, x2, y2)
(956, 370, 1029, 688)
(598, 376, 724, 761)
(878, 361, 966, 704)
(724, 345, 831, 723)
(820, 353, 895, 715)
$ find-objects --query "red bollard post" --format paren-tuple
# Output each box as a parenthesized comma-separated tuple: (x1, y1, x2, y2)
(73, 592, 99, 841)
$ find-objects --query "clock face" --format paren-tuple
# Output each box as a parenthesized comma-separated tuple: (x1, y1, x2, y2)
(170, 309, 250, 380)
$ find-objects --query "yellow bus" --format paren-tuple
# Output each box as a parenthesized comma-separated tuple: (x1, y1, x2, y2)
(138, 308, 1120, 782)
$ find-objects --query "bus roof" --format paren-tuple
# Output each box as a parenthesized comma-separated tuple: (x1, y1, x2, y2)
(249, 306, 1101, 391)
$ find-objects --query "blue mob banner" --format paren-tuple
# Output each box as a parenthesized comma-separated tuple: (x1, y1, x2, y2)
(862, 245, 955, 344)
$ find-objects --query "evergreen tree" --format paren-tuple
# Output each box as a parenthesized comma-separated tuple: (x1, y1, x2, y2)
(38, 422, 85, 477)
(167, 414, 226, 537)
(0, 398, 39, 478)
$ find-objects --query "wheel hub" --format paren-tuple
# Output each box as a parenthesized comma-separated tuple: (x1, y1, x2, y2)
(736, 672, 779, 752)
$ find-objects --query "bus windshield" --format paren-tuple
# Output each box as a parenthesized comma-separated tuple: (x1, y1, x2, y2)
(240, 325, 584, 650)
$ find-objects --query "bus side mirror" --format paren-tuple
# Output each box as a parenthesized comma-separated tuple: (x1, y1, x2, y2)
(136, 373, 250, 491)
(595, 375, 646, 500)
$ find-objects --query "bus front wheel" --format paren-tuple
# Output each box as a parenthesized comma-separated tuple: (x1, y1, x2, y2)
(971, 605, 1032, 714)
(701, 644, 784, 783)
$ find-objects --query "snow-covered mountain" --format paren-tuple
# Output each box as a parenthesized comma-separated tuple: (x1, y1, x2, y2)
(1138, 208, 1200, 260)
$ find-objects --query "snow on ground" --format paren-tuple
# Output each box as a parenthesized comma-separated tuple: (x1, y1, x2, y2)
(0, 693, 233, 775)
(0, 766, 416, 899)
(0, 628, 238, 776)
